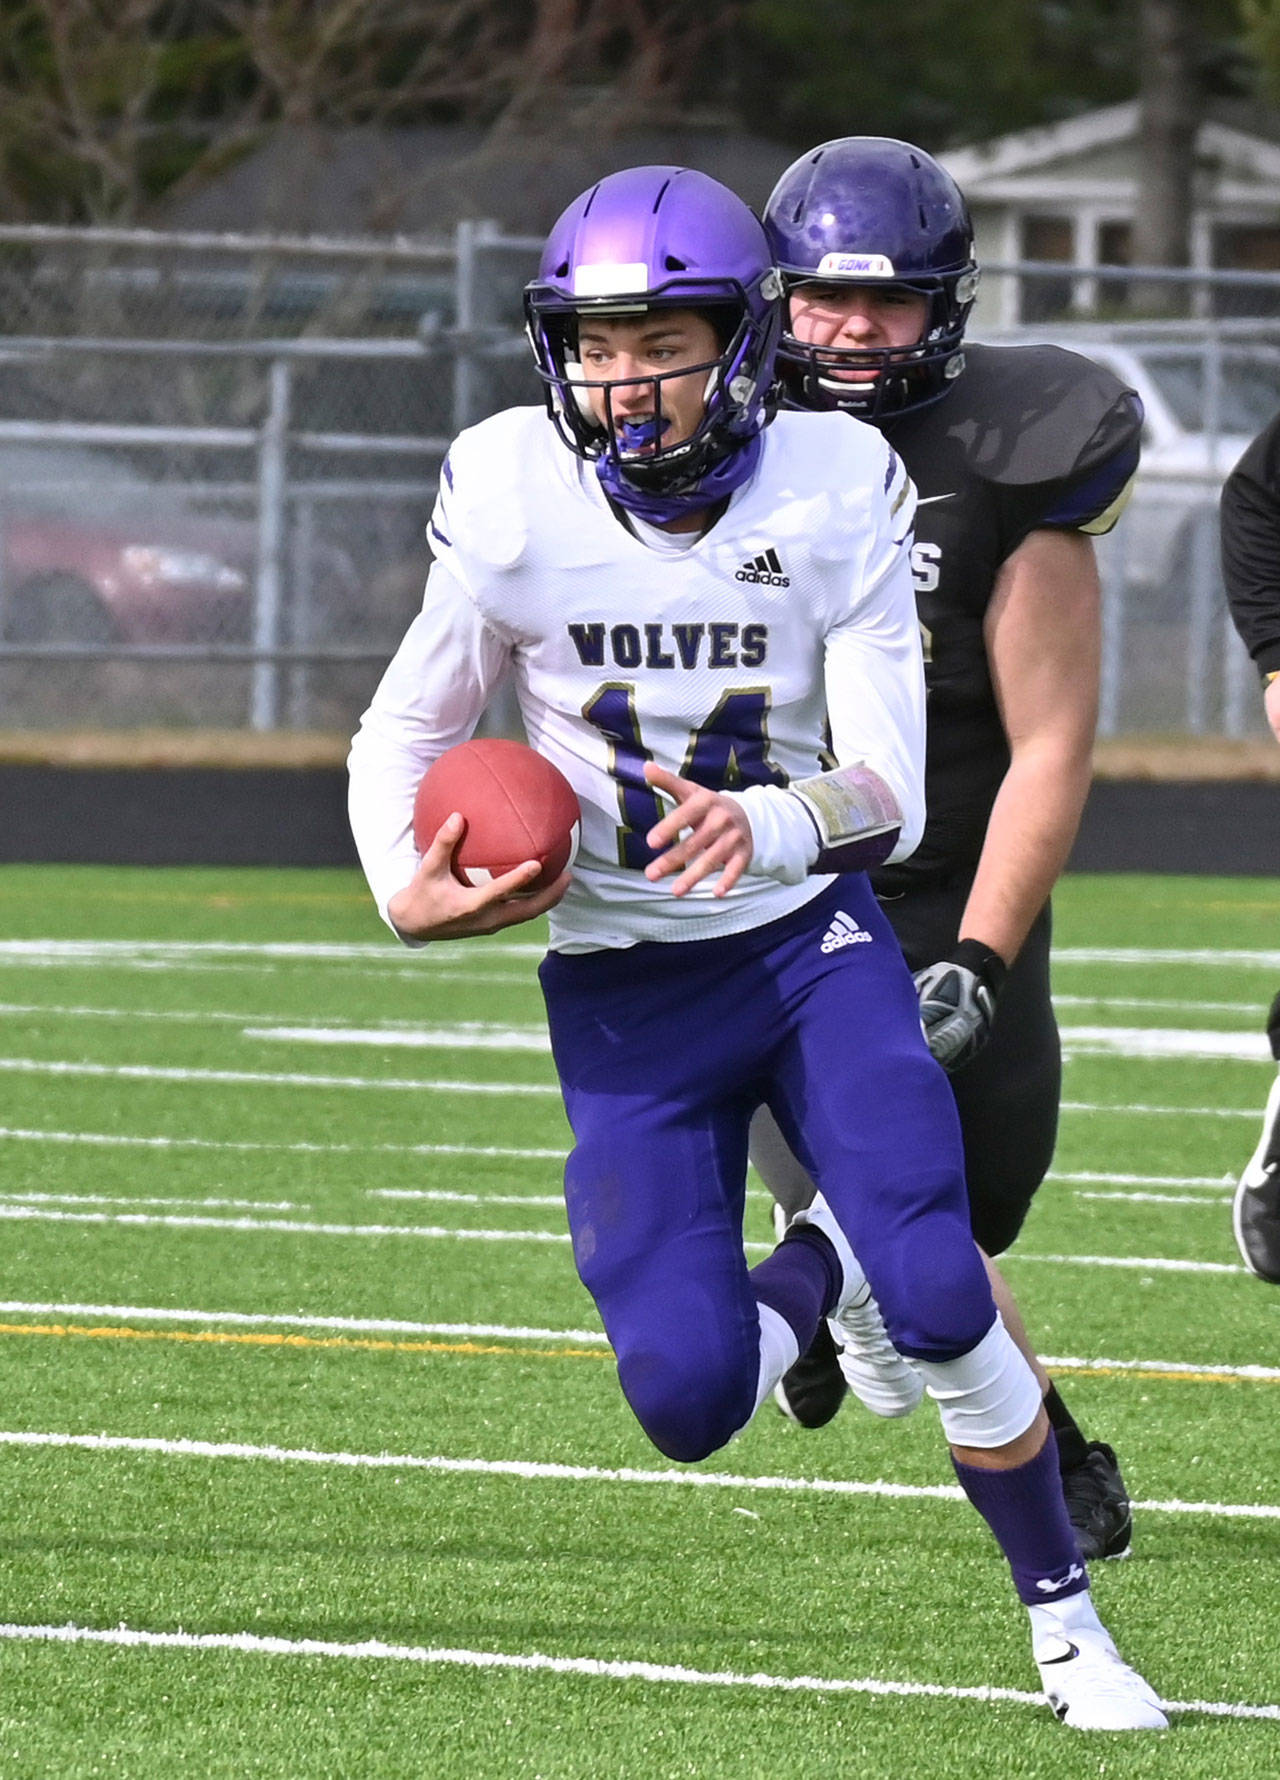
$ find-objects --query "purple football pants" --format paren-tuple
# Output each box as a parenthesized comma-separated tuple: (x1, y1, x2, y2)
(539, 876, 996, 1463)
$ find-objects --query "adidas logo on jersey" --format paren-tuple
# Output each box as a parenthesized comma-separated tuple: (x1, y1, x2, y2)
(735, 547, 790, 587)
(820, 911, 872, 954)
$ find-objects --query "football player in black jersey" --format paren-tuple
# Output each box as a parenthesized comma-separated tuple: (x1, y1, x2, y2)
(1219, 413, 1280, 1283)
(754, 137, 1144, 1564)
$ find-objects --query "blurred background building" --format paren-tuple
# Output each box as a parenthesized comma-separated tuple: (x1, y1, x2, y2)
(0, 0, 1278, 761)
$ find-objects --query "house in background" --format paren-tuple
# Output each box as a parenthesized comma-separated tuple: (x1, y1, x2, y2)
(939, 101, 1280, 329)
(155, 123, 795, 244)
(152, 105, 1280, 335)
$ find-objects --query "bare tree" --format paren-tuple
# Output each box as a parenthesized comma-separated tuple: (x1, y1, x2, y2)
(0, 1, 735, 225)
(1238, 0, 1280, 96)
(0, 1, 280, 223)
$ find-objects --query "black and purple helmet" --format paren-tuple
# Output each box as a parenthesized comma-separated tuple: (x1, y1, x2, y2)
(524, 166, 782, 522)
(763, 137, 978, 421)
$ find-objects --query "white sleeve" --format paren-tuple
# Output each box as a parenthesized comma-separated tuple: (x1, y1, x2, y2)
(823, 452, 926, 864)
(347, 556, 513, 932)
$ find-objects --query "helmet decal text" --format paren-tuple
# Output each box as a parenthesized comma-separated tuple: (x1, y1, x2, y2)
(815, 252, 898, 279)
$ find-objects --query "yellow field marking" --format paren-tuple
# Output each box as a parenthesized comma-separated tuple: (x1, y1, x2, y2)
(1051, 1362, 1278, 1385)
(0, 1321, 608, 1362)
(0, 1320, 1272, 1386)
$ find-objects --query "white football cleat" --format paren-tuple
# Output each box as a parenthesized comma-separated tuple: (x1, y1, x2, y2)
(1233, 1068, 1280, 1283)
(1034, 1623, 1168, 1731)
(784, 1193, 923, 1418)
(830, 1281, 925, 1418)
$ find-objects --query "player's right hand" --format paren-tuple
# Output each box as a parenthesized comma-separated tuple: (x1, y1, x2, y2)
(641, 761, 754, 897)
(387, 812, 568, 941)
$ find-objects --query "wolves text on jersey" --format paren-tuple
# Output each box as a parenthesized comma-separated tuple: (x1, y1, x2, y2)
(568, 621, 769, 671)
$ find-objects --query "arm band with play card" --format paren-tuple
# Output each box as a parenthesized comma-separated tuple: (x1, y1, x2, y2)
(726, 764, 903, 885)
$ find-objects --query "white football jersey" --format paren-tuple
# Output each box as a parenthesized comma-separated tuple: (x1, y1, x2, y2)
(348, 405, 924, 951)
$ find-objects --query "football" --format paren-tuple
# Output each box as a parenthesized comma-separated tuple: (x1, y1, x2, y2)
(413, 737, 581, 893)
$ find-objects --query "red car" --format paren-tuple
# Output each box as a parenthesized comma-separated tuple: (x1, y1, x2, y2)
(0, 445, 349, 647)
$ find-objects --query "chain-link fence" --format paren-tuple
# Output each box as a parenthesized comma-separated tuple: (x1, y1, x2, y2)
(0, 221, 541, 733)
(0, 223, 1274, 740)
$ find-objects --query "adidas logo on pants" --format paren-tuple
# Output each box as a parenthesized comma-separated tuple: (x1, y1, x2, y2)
(820, 911, 873, 954)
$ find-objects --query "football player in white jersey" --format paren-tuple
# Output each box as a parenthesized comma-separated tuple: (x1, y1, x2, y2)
(347, 166, 1164, 1730)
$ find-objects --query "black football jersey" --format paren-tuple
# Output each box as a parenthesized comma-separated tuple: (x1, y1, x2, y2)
(1220, 407, 1280, 681)
(870, 341, 1142, 891)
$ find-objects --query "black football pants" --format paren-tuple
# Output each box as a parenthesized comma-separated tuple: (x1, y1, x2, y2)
(750, 874, 1060, 1257)
(880, 876, 1059, 1256)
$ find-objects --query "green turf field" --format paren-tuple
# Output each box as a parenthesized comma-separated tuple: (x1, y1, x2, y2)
(0, 863, 1276, 1778)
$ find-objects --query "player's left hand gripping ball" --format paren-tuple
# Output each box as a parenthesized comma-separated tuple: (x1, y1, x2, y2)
(414, 738, 581, 893)
(913, 940, 1007, 1072)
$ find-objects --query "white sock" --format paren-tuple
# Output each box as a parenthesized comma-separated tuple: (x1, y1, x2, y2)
(790, 1190, 866, 1312)
(1028, 1588, 1107, 1659)
(751, 1301, 801, 1420)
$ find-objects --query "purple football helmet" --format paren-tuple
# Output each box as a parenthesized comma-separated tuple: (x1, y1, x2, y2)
(525, 166, 782, 523)
(763, 137, 978, 420)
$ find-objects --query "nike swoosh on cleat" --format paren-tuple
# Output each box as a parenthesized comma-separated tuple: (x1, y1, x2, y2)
(916, 492, 956, 505)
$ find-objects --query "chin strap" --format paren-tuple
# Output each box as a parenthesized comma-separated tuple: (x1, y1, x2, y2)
(595, 429, 763, 526)
(725, 763, 903, 884)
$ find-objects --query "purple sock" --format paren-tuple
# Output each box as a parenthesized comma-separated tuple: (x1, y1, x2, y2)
(952, 1432, 1090, 1607)
(749, 1225, 840, 1348)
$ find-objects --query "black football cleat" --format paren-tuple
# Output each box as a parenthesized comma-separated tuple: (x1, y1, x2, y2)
(1234, 1070, 1280, 1284)
(1061, 1442, 1132, 1561)
(773, 1319, 848, 1428)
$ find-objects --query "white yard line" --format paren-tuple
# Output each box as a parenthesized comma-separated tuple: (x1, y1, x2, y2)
(244, 1025, 552, 1051)
(0, 1201, 1241, 1267)
(0, 1065, 1262, 1116)
(369, 1189, 566, 1207)
(0, 1193, 305, 1211)
(1008, 1252, 1242, 1275)
(1055, 994, 1266, 1015)
(0, 1003, 548, 1033)
(5, 938, 1280, 967)
(0, 939, 546, 964)
(1048, 1169, 1233, 1186)
(0, 1125, 567, 1160)
(256, 1021, 1271, 1063)
(1055, 947, 1280, 969)
(0, 1301, 609, 1343)
(0, 1133, 1231, 1185)
(5, 990, 1272, 1061)
(10, 993, 1267, 1027)
(0, 957, 538, 987)
(0, 1057, 561, 1095)
(0, 1620, 1272, 1722)
(1060, 1026, 1273, 1062)
(0, 1205, 579, 1243)
(3, 1428, 1279, 1528)
(1039, 1354, 1280, 1382)
(1061, 1100, 1260, 1118)
(1074, 1191, 1233, 1206)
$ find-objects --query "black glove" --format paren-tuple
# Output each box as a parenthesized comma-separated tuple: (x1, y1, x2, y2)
(912, 939, 1008, 1073)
